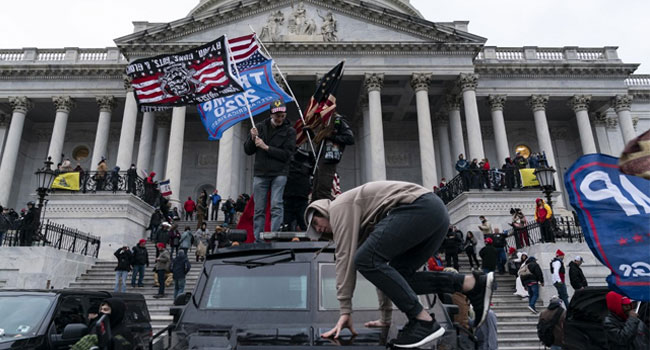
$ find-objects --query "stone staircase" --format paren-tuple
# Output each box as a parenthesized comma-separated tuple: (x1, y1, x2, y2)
(67, 241, 202, 332)
(455, 255, 545, 350)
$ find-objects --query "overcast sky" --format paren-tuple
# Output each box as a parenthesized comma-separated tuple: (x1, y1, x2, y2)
(0, 0, 647, 73)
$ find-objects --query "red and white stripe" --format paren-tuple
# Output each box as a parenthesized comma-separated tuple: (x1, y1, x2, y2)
(331, 172, 341, 198)
(190, 57, 228, 93)
(228, 34, 265, 64)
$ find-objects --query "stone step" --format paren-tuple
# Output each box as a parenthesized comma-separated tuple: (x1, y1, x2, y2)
(498, 346, 542, 350)
(498, 337, 541, 346)
(495, 311, 540, 322)
(492, 305, 546, 313)
(497, 321, 538, 330)
(498, 328, 537, 335)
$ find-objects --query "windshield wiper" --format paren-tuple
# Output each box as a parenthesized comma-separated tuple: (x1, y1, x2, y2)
(222, 250, 295, 269)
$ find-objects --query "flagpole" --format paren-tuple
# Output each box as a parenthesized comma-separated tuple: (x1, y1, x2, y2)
(225, 34, 256, 127)
(248, 25, 317, 157)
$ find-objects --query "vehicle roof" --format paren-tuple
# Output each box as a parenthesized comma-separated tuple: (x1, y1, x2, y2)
(206, 241, 335, 260)
(0, 289, 146, 301)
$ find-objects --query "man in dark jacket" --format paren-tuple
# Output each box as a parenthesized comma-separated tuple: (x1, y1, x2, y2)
(148, 210, 162, 241)
(244, 99, 296, 242)
(442, 226, 463, 271)
(502, 157, 517, 190)
(283, 148, 314, 231)
(0, 206, 10, 246)
(568, 255, 588, 291)
(311, 113, 354, 201)
(479, 238, 497, 274)
(520, 256, 544, 314)
(514, 152, 527, 188)
(130, 239, 148, 288)
(126, 164, 137, 194)
(604, 291, 649, 350)
(20, 201, 39, 246)
(97, 297, 135, 350)
(171, 250, 191, 299)
(113, 246, 132, 293)
(455, 154, 470, 191)
(537, 296, 566, 350)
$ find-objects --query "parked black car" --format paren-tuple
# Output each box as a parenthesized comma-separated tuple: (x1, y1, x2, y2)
(157, 241, 465, 350)
(0, 290, 152, 350)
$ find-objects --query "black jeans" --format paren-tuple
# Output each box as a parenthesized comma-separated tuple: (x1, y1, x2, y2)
(465, 247, 479, 268)
(211, 202, 220, 220)
(312, 161, 337, 201)
(354, 193, 465, 320)
(283, 197, 308, 231)
(445, 250, 459, 271)
(540, 220, 555, 243)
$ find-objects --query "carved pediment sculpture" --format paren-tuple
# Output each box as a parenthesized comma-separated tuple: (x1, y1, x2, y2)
(259, 10, 285, 42)
(259, 2, 338, 42)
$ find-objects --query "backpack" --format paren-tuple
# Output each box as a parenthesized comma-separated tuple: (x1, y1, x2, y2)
(518, 262, 532, 278)
(537, 308, 563, 346)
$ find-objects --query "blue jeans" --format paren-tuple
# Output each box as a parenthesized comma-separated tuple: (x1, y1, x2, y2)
(252, 175, 287, 241)
(554, 282, 570, 308)
(527, 283, 539, 309)
(174, 278, 186, 299)
(131, 265, 145, 287)
(354, 193, 465, 320)
(114, 270, 128, 292)
(496, 247, 507, 273)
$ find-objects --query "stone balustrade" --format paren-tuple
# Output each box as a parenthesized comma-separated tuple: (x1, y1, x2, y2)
(0, 47, 127, 64)
(625, 74, 650, 87)
(477, 46, 619, 62)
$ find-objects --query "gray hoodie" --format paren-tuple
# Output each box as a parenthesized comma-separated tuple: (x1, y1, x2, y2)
(305, 181, 430, 315)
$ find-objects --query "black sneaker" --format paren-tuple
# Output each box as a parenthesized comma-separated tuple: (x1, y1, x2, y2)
(465, 271, 494, 329)
(391, 319, 445, 348)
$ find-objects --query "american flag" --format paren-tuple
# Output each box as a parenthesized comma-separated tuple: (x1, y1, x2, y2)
(126, 35, 244, 110)
(294, 61, 345, 146)
(229, 34, 269, 71)
(331, 172, 342, 198)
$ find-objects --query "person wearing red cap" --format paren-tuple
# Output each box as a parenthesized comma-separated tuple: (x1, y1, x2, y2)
(479, 238, 497, 275)
(604, 291, 649, 349)
(131, 239, 149, 288)
(154, 243, 171, 298)
(550, 249, 569, 308)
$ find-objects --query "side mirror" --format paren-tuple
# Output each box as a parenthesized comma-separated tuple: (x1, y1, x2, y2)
(62, 323, 89, 339)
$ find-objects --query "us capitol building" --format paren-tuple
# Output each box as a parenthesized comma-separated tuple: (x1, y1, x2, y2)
(0, 0, 648, 252)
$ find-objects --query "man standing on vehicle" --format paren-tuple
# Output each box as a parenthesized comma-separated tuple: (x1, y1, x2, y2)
(305, 181, 494, 348)
(244, 99, 296, 242)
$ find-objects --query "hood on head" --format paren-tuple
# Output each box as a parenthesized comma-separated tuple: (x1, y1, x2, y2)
(526, 256, 536, 263)
(547, 296, 564, 310)
(102, 297, 126, 327)
(606, 291, 631, 320)
(536, 198, 543, 204)
(304, 199, 332, 241)
(149, 171, 156, 177)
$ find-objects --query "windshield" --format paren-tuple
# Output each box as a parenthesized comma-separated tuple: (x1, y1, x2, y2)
(320, 263, 383, 310)
(0, 295, 54, 340)
(202, 262, 308, 310)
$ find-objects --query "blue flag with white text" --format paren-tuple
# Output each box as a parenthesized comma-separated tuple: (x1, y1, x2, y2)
(197, 60, 292, 140)
(565, 154, 650, 301)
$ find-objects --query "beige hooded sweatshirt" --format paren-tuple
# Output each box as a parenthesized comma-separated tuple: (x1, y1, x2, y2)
(305, 181, 431, 316)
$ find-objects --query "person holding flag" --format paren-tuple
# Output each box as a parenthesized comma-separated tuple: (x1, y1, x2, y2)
(244, 99, 296, 242)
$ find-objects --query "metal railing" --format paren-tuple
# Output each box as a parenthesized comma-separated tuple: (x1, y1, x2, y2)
(0, 220, 100, 258)
(504, 216, 584, 249)
(54, 170, 147, 198)
(436, 168, 538, 204)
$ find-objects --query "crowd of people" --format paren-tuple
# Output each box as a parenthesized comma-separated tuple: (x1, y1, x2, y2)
(0, 202, 42, 246)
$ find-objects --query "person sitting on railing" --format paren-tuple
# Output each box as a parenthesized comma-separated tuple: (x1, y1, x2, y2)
(110, 166, 120, 194)
(455, 154, 470, 191)
(503, 157, 517, 191)
(126, 164, 137, 195)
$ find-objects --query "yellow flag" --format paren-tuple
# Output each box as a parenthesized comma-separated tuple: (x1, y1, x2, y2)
(520, 168, 540, 187)
(51, 172, 80, 191)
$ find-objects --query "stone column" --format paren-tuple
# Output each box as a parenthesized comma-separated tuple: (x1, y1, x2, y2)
(48, 96, 75, 166)
(136, 112, 155, 172)
(591, 113, 611, 155)
(612, 95, 636, 144)
(529, 95, 557, 169)
(434, 113, 454, 181)
(458, 73, 485, 160)
(0, 114, 9, 160)
(411, 73, 438, 189)
(91, 96, 115, 170)
(115, 89, 139, 169)
(569, 95, 597, 155)
(365, 73, 386, 181)
(152, 114, 170, 179)
(446, 94, 466, 162)
(0, 97, 31, 206)
(361, 97, 372, 183)
(165, 107, 186, 205)
(216, 126, 235, 200)
(488, 95, 510, 164)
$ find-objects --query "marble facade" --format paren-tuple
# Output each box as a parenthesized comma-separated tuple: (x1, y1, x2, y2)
(0, 0, 648, 235)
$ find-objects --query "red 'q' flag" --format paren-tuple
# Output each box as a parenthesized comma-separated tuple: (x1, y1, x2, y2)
(294, 61, 344, 146)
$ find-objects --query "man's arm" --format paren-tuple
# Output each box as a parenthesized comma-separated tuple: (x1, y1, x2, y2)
(332, 118, 355, 145)
(244, 125, 260, 155)
(551, 260, 562, 284)
(604, 315, 640, 346)
(265, 127, 296, 163)
(329, 203, 362, 316)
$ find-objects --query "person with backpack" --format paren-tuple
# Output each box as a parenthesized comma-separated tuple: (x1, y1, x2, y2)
(519, 255, 544, 314)
(130, 239, 149, 288)
(179, 226, 193, 256)
(171, 250, 191, 300)
(537, 296, 566, 350)
(550, 249, 570, 309)
(222, 198, 234, 225)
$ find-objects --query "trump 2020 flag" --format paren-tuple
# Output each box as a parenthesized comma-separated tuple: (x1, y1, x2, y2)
(565, 153, 650, 301)
(197, 60, 292, 140)
(126, 35, 244, 111)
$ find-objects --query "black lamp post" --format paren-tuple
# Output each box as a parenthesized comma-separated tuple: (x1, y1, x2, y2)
(35, 157, 56, 213)
(533, 166, 557, 209)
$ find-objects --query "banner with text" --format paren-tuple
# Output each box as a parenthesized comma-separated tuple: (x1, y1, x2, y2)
(565, 153, 650, 301)
(197, 60, 292, 140)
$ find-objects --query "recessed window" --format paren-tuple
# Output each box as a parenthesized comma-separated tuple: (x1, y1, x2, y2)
(72, 146, 90, 161)
(514, 144, 531, 158)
